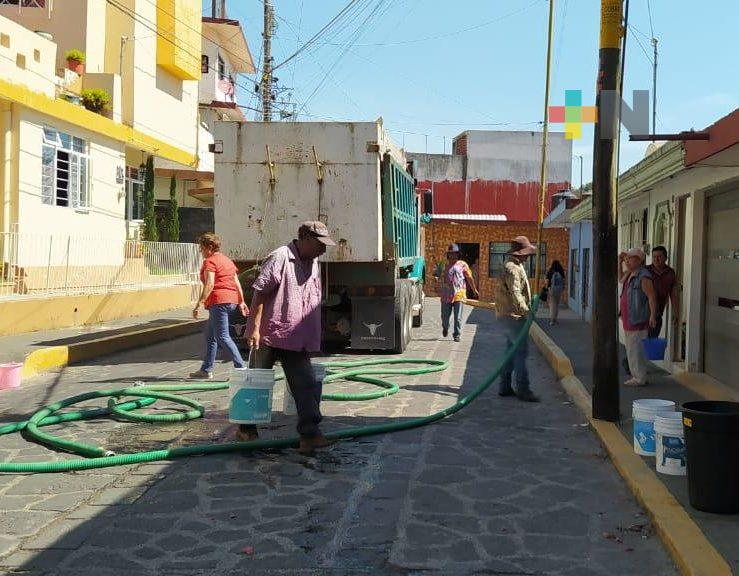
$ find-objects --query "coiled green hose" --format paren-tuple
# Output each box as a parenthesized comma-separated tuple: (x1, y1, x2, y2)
(0, 303, 536, 474)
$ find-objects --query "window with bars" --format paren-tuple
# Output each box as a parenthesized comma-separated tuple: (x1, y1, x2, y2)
(41, 128, 90, 210)
(489, 241, 547, 278)
(125, 166, 145, 221)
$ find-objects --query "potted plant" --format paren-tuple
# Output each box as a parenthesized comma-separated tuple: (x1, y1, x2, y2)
(81, 89, 110, 115)
(65, 49, 85, 75)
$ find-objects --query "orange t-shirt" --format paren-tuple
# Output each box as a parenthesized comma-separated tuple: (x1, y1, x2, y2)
(200, 252, 240, 308)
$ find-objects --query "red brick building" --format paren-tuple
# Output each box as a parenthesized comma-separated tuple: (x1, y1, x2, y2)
(424, 217, 569, 302)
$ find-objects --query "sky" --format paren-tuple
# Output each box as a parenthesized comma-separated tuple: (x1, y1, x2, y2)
(206, 0, 739, 187)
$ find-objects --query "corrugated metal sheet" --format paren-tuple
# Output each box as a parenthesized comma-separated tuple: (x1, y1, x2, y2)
(431, 214, 507, 221)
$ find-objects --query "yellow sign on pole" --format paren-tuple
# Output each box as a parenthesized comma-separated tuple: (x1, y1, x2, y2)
(600, 0, 623, 50)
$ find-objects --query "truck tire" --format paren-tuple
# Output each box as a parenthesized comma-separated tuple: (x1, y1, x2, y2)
(394, 282, 413, 354)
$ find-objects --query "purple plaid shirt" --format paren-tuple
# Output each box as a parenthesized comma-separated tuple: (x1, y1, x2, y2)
(252, 242, 322, 352)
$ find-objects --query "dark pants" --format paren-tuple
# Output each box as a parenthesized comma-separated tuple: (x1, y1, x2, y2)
(239, 346, 323, 438)
(498, 317, 531, 394)
(201, 304, 245, 373)
(441, 301, 463, 338)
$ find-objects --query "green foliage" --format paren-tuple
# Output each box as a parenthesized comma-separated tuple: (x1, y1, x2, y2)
(64, 49, 86, 63)
(142, 156, 159, 242)
(80, 89, 110, 114)
(166, 174, 180, 242)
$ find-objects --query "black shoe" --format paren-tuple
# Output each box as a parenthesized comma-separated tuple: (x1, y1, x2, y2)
(442, 329, 448, 338)
(517, 391, 541, 403)
(453, 336, 460, 342)
(498, 389, 516, 397)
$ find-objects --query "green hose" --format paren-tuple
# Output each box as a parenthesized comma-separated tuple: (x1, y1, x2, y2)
(0, 302, 537, 474)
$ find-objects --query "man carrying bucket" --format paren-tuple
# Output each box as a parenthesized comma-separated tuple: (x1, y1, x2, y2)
(241, 222, 335, 455)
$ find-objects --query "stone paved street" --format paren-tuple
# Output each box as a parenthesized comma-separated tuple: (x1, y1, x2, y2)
(0, 300, 677, 575)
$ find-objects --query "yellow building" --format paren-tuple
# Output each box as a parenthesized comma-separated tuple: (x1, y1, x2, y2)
(0, 0, 204, 335)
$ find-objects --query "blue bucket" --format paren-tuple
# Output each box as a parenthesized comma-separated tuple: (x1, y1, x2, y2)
(229, 366, 275, 424)
(643, 337, 667, 360)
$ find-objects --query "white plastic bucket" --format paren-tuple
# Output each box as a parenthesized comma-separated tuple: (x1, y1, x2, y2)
(282, 381, 297, 415)
(633, 399, 675, 456)
(655, 412, 686, 476)
(0, 363, 22, 391)
(228, 365, 275, 424)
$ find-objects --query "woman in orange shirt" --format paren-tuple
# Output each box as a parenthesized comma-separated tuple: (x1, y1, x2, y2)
(190, 233, 248, 379)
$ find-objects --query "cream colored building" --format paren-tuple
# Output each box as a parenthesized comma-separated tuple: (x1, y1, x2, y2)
(0, 0, 203, 335)
(0, 0, 201, 241)
(153, 13, 255, 241)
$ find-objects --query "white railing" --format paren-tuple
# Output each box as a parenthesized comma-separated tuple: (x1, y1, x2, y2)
(0, 232, 201, 301)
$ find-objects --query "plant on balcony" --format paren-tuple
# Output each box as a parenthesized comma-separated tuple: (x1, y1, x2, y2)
(80, 89, 110, 115)
(65, 49, 85, 75)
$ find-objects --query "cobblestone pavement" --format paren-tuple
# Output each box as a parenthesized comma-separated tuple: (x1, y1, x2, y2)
(0, 300, 677, 575)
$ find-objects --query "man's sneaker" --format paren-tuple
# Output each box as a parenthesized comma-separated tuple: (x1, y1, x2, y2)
(517, 391, 541, 403)
(189, 370, 213, 380)
(298, 434, 333, 456)
(453, 335, 460, 342)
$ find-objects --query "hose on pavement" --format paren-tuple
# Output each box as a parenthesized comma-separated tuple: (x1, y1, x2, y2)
(0, 301, 536, 474)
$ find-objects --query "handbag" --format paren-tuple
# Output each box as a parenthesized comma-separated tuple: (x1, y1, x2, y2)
(539, 286, 549, 302)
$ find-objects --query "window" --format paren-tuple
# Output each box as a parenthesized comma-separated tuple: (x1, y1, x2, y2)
(423, 190, 433, 214)
(217, 54, 226, 80)
(0, 0, 46, 6)
(42, 128, 89, 210)
(489, 242, 547, 278)
(201, 54, 210, 74)
(125, 166, 145, 221)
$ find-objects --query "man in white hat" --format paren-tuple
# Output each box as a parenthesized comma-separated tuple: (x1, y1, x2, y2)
(496, 236, 540, 402)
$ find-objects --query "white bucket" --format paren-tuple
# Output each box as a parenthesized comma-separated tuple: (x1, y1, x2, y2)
(282, 381, 297, 415)
(632, 399, 675, 456)
(228, 365, 275, 424)
(655, 412, 686, 476)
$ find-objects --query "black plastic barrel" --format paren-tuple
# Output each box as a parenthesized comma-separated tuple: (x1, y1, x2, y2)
(682, 401, 739, 514)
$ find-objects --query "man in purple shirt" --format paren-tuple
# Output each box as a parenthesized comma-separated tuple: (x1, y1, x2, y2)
(240, 222, 334, 455)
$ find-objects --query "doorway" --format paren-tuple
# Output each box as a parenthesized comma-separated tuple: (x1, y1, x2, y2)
(458, 243, 480, 299)
(673, 196, 688, 363)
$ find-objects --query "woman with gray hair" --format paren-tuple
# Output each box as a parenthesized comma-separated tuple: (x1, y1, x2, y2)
(618, 247, 658, 386)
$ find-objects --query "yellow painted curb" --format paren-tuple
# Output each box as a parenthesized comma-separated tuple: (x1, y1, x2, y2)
(21, 321, 205, 379)
(531, 326, 732, 576)
(530, 322, 574, 379)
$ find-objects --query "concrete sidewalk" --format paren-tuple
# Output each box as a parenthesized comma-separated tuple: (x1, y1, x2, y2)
(0, 308, 203, 378)
(535, 307, 739, 574)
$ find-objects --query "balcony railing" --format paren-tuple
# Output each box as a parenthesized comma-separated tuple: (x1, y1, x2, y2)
(0, 232, 201, 301)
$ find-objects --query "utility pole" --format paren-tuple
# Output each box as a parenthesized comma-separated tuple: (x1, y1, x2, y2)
(576, 155, 584, 194)
(262, 0, 274, 122)
(591, 0, 623, 422)
(651, 37, 658, 135)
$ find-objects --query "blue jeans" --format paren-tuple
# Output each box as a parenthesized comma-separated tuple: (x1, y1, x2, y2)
(498, 316, 530, 394)
(441, 301, 463, 338)
(201, 303, 245, 373)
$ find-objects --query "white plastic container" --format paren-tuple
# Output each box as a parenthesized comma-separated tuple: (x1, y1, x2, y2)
(0, 362, 22, 391)
(282, 381, 297, 415)
(632, 399, 675, 456)
(228, 366, 275, 424)
(654, 412, 686, 476)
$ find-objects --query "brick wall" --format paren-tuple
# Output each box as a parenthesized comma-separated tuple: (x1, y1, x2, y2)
(424, 220, 570, 303)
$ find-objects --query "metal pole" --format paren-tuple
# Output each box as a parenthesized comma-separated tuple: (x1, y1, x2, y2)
(425, 134, 428, 153)
(119, 36, 128, 77)
(591, 0, 623, 422)
(64, 236, 71, 296)
(652, 37, 658, 135)
(534, 0, 556, 290)
(577, 155, 584, 193)
(45, 235, 52, 294)
(262, 0, 273, 122)
(211, 0, 216, 18)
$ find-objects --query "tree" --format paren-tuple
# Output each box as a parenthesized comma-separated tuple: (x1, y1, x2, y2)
(166, 174, 180, 242)
(142, 155, 158, 242)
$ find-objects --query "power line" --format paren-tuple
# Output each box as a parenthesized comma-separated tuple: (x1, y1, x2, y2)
(647, 0, 656, 38)
(272, 0, 366, 72)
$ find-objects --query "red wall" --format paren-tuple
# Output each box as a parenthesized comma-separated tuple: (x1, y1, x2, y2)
(419, 179, 570, 221)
